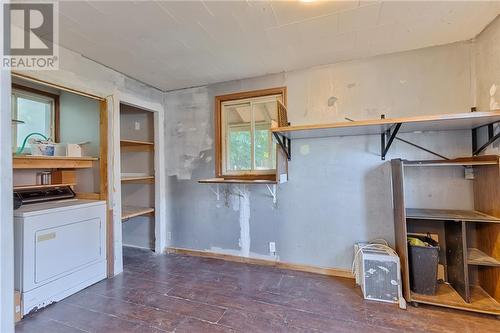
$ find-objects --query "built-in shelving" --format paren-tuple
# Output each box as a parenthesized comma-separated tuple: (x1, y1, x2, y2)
(406, 208, 500, 223)
(393, 157, 500, 315)
(467, 248, 500, 267)
(121, 206, 154, 220)
(13, 155, 98, 169)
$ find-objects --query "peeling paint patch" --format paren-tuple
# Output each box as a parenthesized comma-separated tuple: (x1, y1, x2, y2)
(238, 186, 251, 257)
(490, 84, 499, 110)
(166, 86, 211, 179)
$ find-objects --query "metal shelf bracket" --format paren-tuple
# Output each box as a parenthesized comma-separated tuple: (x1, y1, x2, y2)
(273, 132, 291, 161)
(381, 117, 402, 160)
(266, 184, 277, 204)
(209, 184, 221, 201)
(472, 122, 500, 156)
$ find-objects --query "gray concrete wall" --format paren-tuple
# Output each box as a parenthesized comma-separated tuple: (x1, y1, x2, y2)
(165, 41, 478, 270)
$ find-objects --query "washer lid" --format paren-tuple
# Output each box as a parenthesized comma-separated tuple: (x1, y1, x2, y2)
(14, 199, 105, 217)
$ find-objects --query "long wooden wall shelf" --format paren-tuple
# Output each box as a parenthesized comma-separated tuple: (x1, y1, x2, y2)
(272, 111, 500, 139)
(13, 155, 98, 169)
(271, 110, 500, 160)
(121, 206, 155, 220)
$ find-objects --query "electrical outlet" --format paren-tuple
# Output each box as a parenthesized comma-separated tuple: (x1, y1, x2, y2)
(269, 242, 276, 254)
(134, 121, 141, 130)
(167, 232, 172, 241)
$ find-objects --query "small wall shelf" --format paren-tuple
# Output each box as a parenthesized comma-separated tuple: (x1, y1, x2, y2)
(13, 155, 98, 169)
(198, 178, 278, 184)
(121, 206, 155, 220)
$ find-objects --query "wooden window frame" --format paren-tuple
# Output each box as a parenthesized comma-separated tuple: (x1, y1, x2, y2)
(12, 83, 60, 142)
(215, 87, 287, 181)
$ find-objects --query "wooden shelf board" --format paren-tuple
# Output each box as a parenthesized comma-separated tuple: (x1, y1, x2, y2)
(121, 206, 154, 220)
(120, 139, 154, 146)
(468, 248, 500, 267)
(272, 110, 500, 139)
(13, 183, 76, 190)
(403, 155, 499, 167)
(406, 208, 500, 223)
(199, 178, 278, 185)
(412, 283, 500, 315)
(13, 155, 98, 169)
(121, 176, 154, 184)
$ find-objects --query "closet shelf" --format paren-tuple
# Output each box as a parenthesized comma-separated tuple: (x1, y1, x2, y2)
(121, 176, 154, 184)
(406, 208, 500, 223)
(121, 206, 155, 220)
(120, 139, 154, 152)
(467, 248, 500, 267)
(13, 155, 98, 169)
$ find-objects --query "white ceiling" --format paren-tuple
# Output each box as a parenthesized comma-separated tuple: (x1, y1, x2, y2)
(58, 1, 500, 91)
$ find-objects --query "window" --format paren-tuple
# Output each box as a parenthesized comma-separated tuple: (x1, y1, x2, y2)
(215, 87, 286, 179)
(11, 85, 59, 152)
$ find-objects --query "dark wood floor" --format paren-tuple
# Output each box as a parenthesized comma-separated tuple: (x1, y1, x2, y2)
(16, 247, 499, 333)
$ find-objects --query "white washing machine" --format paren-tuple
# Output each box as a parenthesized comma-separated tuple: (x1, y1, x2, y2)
(14, 197, 107, 315)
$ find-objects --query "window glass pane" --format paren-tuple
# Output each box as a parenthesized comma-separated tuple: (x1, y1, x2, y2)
(253, 100, 277, 170)
(225, 103, 251, 171)
(15, 94, 53, 149)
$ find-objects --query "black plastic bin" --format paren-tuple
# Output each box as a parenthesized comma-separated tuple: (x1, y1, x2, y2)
(408, 235, 440, 295)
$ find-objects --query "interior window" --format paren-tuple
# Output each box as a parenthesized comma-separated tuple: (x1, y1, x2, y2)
(221, 94, 281, 175)
(11, 90, 55, 151)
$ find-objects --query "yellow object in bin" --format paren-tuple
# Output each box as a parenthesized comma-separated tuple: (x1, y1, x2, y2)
(408, 237, 427, 247)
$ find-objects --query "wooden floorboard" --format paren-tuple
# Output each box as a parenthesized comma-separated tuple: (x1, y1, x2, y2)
(16, 247, 500, 333)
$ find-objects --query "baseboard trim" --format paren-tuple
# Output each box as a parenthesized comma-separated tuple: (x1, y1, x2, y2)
(166, 247, 354, 279)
